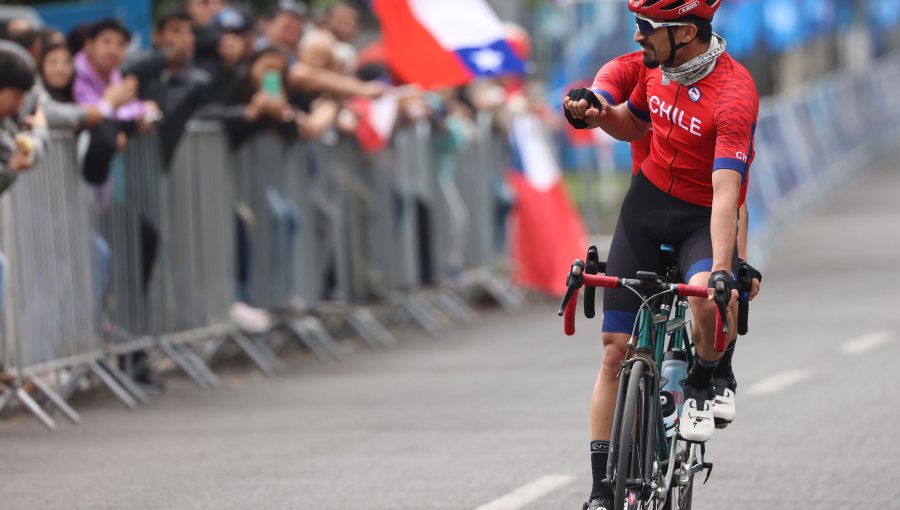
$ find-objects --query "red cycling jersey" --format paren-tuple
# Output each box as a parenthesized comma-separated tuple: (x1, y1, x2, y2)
(626, 52, 759, 208)
(591, 51, 649, 176)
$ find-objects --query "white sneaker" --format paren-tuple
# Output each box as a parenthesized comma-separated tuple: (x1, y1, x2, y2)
(713, 386, 736, 427)
(229, 302, 273, 333)
(679, 397, 715, 443)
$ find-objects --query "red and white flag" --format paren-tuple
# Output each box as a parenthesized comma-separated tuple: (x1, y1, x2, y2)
(350, 92, 398, 153)
(372, 0, 525, 89)
(507, 113, 588, 297)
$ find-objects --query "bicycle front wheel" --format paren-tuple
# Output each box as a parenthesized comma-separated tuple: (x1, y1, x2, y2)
(612, 360, 654, 510)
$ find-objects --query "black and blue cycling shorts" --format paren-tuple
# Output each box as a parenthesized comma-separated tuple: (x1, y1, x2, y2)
(602, 171, 738, 334)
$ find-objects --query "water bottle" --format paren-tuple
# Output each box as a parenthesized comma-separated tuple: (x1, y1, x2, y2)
(660, 350, 688, 416)
(660, 391, 678, 438)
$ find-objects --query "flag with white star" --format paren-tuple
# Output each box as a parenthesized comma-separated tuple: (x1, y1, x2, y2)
(373, 0, 526, 89)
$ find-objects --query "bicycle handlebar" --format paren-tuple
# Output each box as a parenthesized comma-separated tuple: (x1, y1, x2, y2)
(560, 264, 729, 351)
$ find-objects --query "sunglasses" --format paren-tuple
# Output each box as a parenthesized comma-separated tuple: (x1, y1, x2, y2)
(635, 14, 691, 37)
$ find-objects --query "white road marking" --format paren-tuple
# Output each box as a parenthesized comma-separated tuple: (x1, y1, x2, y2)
(840, 330, 894, 355)
(745, 369, 813, 396)
(473, 475, 574, 510)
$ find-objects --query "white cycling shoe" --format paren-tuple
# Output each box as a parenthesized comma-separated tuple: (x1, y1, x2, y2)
(713, 387, 736, 427)
(679, 396, 715, 443)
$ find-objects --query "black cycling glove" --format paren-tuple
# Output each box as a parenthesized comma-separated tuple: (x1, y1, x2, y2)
(563, 87, 605, 129)
(708, 270, 738, 296)
(737, 259, 762, 284)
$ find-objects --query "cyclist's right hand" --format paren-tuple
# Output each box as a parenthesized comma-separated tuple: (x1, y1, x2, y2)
(563, 88, 608, 129)
(707, 270, 739, 307)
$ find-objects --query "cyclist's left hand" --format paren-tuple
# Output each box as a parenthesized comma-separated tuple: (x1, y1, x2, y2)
(707, 270, 739, 307)
(738, 259, 762, 301)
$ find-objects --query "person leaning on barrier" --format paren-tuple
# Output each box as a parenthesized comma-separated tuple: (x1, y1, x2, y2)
(123, 9, 214, 167)
(290, 30, 340, 140)
(0, 48, 49, 195)
(196, 46, 303, 146)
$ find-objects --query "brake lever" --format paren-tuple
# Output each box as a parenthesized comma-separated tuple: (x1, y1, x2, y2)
(714, 280, 729, 336)
(584, 246, 599, 319)
(558, 259, 586, 316)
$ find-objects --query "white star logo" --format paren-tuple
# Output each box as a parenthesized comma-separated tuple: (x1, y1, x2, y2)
(471, 48, 504, 72)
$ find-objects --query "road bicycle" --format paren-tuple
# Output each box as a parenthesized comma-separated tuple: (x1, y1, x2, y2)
(559, 245, 746, 510)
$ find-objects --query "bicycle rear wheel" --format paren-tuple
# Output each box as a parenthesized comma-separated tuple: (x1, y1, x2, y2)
(612, 360, 654, 510)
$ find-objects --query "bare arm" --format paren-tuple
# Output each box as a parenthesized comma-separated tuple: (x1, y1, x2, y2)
(737, 202, 749, 260)
(710, 169, 742, 274)
(289, 63, 385, 99)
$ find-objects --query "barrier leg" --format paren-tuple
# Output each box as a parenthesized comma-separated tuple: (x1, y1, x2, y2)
(402, 296, 445, 338)
(433, 289, 478, 325)
(27, 375, 81, 424)
(470, 268, 524, 313)
(284, 318, 340, 362)
(246, 334, 286, 371)
(158, 338, 215, 389)
(55, 364, 90, 402)
(0, 387, 13, 413)
(345, 307, 397, 349)
(96, 358, 149, 405)
(227, 331, 279, 376)
(13, 385, 57, 431)
(88, 360, 138, 410)
(170, 341, 221, 389)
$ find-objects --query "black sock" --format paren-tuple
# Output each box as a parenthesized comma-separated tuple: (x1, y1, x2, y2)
(686, 354, 719, 391)
(590, 441, 612, 500)
(714, 340, 736, 378)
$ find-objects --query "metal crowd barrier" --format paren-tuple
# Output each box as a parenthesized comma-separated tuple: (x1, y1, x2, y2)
(746, 52, 900, 265)
(0, 111, 524, 430)
(0, 132, 137, 430)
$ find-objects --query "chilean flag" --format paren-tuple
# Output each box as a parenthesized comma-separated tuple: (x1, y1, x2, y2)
(372, 0, 526, 89)
(507, 113, 588, 297)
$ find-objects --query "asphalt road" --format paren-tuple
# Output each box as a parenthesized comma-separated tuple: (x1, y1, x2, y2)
(1, 160, 899, 510)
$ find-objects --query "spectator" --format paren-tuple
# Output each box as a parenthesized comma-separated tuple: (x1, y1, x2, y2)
(254, 0, 308, 58)
(3, 18, 41, 64)
(197, 7, 256, 105)
(292, 31, 339, 139)
(185, 0, 215, 29)
(198, 47, 299, 146)
(124, 9, 212, 165)
(66, 23, 93, 55)
(322, 2, 360, 45)
(197, 47, 299, 324)
(73, 18, 158, 126)
(39, 42, 104, 132)
(0, 48, 48, 195)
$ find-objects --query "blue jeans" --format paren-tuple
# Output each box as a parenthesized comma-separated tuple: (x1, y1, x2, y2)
(93, 234, 111, 311)
(266, 188, 301, 303)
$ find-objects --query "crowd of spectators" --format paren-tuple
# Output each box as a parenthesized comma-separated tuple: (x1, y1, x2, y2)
(0, 0, 537, 391)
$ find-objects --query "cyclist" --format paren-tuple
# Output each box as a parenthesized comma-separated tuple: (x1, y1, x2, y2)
(563, 1, 761, 508)
(583, 49, 762, 430)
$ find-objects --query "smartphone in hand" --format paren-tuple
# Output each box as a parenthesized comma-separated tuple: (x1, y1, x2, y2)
(261, 70, 283, 97)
